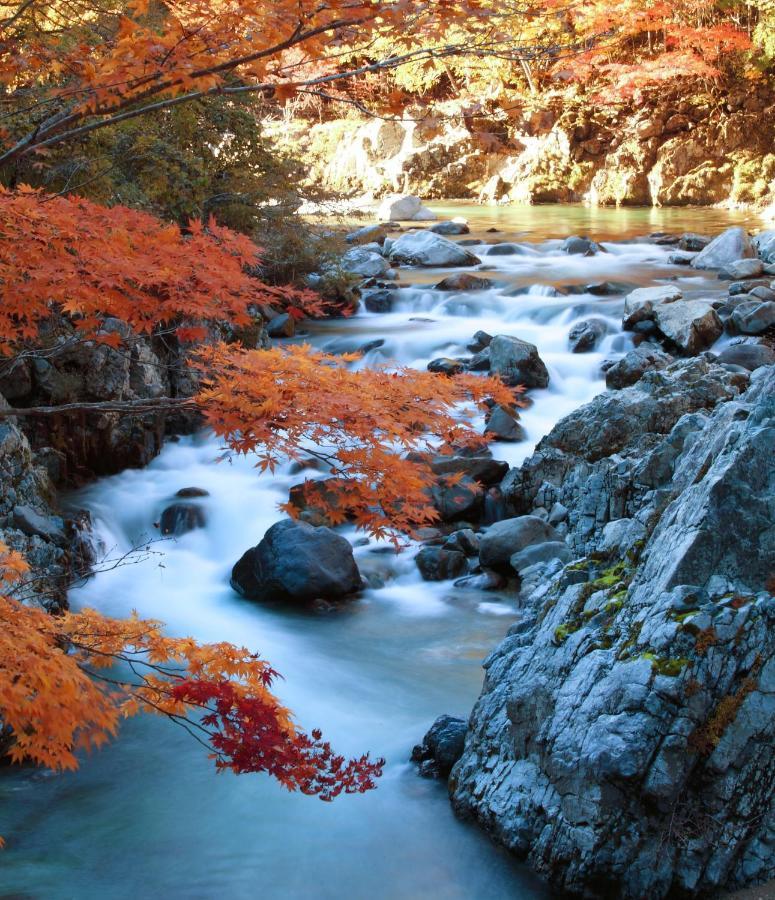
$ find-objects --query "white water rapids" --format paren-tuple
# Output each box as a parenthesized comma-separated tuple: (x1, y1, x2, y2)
(0, 203, 762, 899)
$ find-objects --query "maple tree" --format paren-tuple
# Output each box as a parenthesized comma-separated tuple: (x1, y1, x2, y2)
(0, 542, 383, 818)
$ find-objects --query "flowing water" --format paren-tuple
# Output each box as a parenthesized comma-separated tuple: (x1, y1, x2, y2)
(1, 203, 766, 900)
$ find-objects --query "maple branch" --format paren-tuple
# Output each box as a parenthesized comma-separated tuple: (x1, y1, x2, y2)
(0, 397, 197, 418)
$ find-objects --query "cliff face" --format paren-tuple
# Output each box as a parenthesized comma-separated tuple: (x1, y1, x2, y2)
(449, 361, 775, 898)
(285, 85, 775, 211)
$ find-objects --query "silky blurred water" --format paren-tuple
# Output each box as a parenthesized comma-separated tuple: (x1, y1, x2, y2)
(0, 203, 764, 900)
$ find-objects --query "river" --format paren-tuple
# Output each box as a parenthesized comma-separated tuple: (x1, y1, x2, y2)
(0, 203, 766, 900)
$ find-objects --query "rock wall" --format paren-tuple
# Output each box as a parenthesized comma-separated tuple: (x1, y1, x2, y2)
(286, 86, 775, 210)
(449, 360, 775, 897)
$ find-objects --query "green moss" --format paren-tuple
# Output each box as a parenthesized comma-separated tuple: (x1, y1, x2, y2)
(652, 657, 690, 677)
(554, 623, 580, 644)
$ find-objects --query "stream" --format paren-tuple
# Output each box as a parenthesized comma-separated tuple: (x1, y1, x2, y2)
(0, 203, 766, 900)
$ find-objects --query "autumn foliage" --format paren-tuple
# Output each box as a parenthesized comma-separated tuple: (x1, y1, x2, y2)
(0, 543, 383, 798)
(198, 344, 516, 539)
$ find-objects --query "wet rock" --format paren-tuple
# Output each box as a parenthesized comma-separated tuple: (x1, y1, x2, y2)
(489, 335, 550, 389)
(429, 455, 509, 486)
(720, 258, 764, 280)
(358, 339, 385, 355)
(487, 243, 531, 256)
(510, 540, 571, 574)
(729, 279, 770, 296)
(159, 503, 205, 537)
(729, 300, 775, 335)
(667, 251, 694, 266)
(484, 405, 527, 442)
(176, 486, 210, 498)
(230, 519, 361, 604)
(412, 715, 467, 778)
(479, 516, 562, 573)
(561, 236, 600, 256)
(585, 281, 623, 296)
(568, 319, 608, 353)
(623, 285, 683, 329)
(435, 273, 493, 291)
(389, 231, 481, 267)
(12, 504, 67, 546)
(749, 284, 775, 303)
(715, 343, 775, 371)
(466, 348, 491, 372)
(443, 529, 481, 556)
(266, 313, 295, 339)
(341, 245, 391, 278)
(430, 475, 484, 523)
(454, 569, 508, 591)
(429, 220, 470, 236)
(364, 289, 396, 313)
(653, 300, 723, 355)
(692, 226, 755, 270)
(467, 330, 493, 352)
(415, 546, 468, 581)
(427, 357, 465, 376)
(678, 232, 711, 252)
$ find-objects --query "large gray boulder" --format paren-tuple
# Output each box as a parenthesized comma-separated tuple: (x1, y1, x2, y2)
(230, 519, 361, 604)
(623, 285, 683, 330)
(451, 365, 775, 899)
(692, 227, 755, 270)
(479, 515, 562, 571)
(730, 300, 775, 335)
(388, 231, 481, 267)
(653, 300, 723, 354)
(489, 335, 550, 388)
(604, 344, 674, 389)
(341, 245, 391, 278)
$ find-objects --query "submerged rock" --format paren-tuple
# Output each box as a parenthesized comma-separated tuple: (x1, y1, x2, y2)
(561, 235, 600, 256)
(429, 220, 470, 236)
(159, 503, 205, 537)
(435, 273, 493, 291)
(230, 519, 361, 604)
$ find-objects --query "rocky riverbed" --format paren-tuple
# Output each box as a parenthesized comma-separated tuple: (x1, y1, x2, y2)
(1, 205, 773, 898)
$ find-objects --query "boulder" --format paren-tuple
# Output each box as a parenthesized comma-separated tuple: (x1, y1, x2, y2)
(341, 245, 391, 278)
(653, 300, 723, 354)
(561, 235, 600, 256)
(411, 206, 438, 221)
(568, 319, 608, 353)
(720, 258, 764, 280)
(377, 195, 423, 221)
(692, 226, 755, 270)
(428, 455, 509, 486)
(729, 301, 775, 335)
(427, 357, 465, 376)
(729, 279, 770, 296)
(388, 231, 482, 267)
(415, 546, 468, 582)
(750, 285, 775, 303)
(479, 515, 562, 572)
(604, 345, 674, 389)
(176, 487, 210, 498)
(364, 289, 396, 313)
(412, 715, 467, 778)
(430, 475, 484, 522)
(510, 540, 572, 573)
(466, 348, 491, 372)
(486, 243, 531, 256)
(443, 529, 481, 556)
(623, 285, 683, 330)
(715, 343, 775, 371)
(467, 330, 493, 352)
(429, 220, 470, 236)
(678, 232, 711, 251)
(159, 503, 205, 537)
(667, 252, 694, 266)
(484, 405, 527, 442)
(489, 335, 550, 388)
(266, 313, 295, 339)
(435, 273, 493, 291)
(230, 519, 361, 604)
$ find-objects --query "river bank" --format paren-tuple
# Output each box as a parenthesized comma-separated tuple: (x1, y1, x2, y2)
(1, 204, 773, 898)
